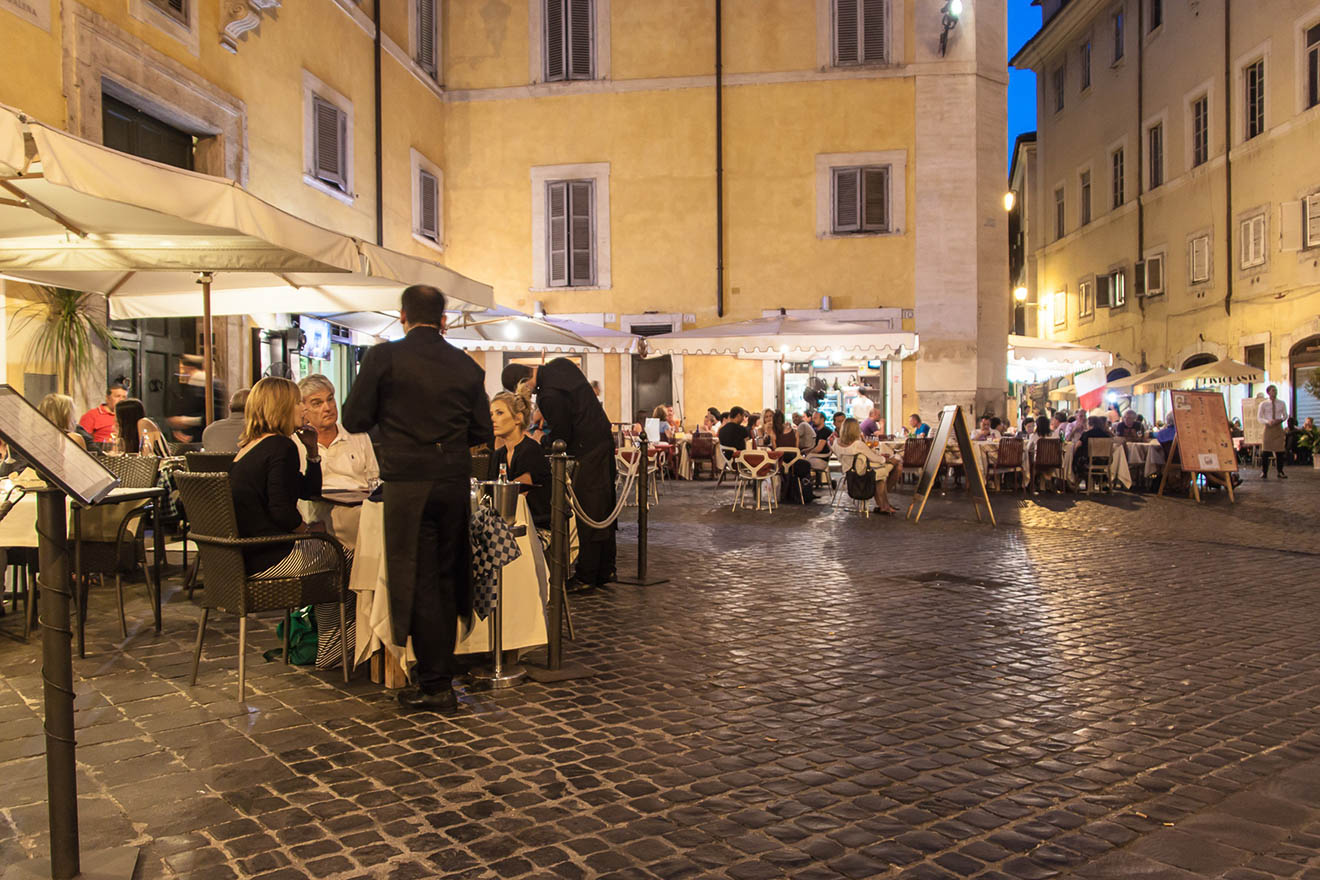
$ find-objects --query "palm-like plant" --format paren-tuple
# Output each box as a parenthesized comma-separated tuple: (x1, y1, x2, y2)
(13, 286, 115, 396)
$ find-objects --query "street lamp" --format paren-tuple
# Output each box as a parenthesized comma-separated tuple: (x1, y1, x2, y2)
(1014, 286, 1028, 302)
(1003, 191, 1016, 212)
(939, 0, 963, 56)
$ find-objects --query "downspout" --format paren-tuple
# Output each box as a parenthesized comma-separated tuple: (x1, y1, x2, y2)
(374, 0, 384, 246)
(1136, 0, 1145, 315)
(715, 0, 725, 317)
(1223, 0, 1234, 315)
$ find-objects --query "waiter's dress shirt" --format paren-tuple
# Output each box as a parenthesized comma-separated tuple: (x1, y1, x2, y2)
(1257, 398, 1287, 425)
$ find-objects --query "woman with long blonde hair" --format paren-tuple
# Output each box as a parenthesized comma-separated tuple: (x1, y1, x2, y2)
(489, 390, 552, 527)
(229, 377, 323, 573)
(833, 416, 903, 515)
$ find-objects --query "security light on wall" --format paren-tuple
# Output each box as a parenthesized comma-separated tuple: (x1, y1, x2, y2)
(1014, 287, 1029, 302)
(940, 0, 963, 56)
(1003, 191, 1016, 212)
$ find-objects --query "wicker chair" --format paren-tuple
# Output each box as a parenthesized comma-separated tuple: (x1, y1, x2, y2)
(181, 452, 238, 597)
(901, 438, 932, 486)
(75, 455, 162, 655)
(1086, 437, 1115, 494)
(990, 439, 1027, 493)
(1032, 438, 1064, 492)
(175, 472, 350, 701)
(688, 435, 716, 480)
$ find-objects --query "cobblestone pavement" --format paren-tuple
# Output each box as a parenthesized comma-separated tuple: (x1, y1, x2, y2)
(2, 469, 1320, 879)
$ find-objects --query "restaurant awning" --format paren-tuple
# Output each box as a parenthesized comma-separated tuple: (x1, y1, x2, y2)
(645, 314, 918, 361)
(1133, 358, 1265, 394)
(1048, 384, 1077, 401)
(1007, 334, 1113, 382)
(1106, 367, 1172, 394)
(322, 306, 619, 353)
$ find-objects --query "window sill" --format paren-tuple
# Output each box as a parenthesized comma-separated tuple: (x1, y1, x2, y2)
(529, 285, 613, 293)
(303, 174, 355, 206)
(821, 229, 903, 239)
(412, 231, 444, 254)
(831, 59, 896, 70)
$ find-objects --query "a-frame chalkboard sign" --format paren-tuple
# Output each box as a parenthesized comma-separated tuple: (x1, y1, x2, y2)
(905, 405, 995, 526)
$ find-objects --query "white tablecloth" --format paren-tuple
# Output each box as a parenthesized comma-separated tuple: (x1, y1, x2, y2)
(1061, 439, 1135, 489)
(349, 496, 549, 677)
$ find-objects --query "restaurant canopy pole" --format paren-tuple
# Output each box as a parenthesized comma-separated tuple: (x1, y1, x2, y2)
(198, 272, 214, 426)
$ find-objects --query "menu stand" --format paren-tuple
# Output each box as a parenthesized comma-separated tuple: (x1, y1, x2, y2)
(0, 386, 138, 880)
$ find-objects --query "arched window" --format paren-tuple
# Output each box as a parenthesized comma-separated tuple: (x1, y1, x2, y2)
(1106, 367, 1131, 382)
(1182, 353, 1217, 369)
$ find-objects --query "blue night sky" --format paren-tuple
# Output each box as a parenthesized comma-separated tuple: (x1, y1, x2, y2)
(1007, 0, 1041, 168)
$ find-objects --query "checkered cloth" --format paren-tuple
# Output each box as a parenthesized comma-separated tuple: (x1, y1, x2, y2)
(469, 505, 522, 620)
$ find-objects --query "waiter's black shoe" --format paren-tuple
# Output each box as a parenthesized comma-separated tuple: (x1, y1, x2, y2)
(1278, 471, 1288, 479)
(1261, 471, 1268, 479)
(398, 687, 458, 712)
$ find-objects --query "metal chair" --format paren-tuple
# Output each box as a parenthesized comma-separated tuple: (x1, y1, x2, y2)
(614, 448, 659, 507)
(1032, 438, 1064, 492)
(839, 453, 875, 518)
(1086, 437, 1115, 494)
(733, 450, 778, 512)
(714, 444, 739, 486)
(175, 472, 350, 701)
(75, 455, 161, 653)
(990, 439, 1027, 493)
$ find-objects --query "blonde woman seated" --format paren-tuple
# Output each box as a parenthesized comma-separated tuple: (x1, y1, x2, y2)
(38, 393, 87, 449)
(229, 377, 323, 575)
(488, 391, 551, 529)
(834, 417, 903, 515)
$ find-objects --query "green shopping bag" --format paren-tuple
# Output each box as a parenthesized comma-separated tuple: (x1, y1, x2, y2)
(264, 607, 317, 665)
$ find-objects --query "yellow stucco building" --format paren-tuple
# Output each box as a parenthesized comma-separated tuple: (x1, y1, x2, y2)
(1013, 0, 1320, 425)
(2, 0, 1008, 427)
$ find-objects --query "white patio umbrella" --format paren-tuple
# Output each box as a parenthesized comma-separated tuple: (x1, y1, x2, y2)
(1133, 358, 1265, 394)
(1007, 334, 1112, 382)
(645, 314, 917, 360)
(1106, 366, 1172, 394)
(320, 306, 602, 354)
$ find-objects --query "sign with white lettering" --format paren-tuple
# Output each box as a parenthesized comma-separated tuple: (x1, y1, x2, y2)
(1, 0, 50, 31)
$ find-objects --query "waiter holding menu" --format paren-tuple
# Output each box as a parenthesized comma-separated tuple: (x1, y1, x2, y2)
(343, 285, 493, 712)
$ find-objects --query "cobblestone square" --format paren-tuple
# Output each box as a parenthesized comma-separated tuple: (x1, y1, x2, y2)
(3, 473, 1320, 879)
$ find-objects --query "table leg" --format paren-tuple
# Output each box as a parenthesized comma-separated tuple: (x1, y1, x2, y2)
(151, 499, 164, 633)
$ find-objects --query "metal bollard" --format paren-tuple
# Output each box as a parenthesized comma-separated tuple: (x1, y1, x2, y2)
(471, 479, 526, 689)
(617, 435, 667, 587)
(546, 441, 569, 670)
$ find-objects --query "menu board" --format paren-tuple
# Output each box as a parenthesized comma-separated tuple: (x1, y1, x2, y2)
(1170, 390, 1236, 473)
(906, 405, 994, 526)
(1241, 395, 1265, 446)
(0, 385, 117, 504)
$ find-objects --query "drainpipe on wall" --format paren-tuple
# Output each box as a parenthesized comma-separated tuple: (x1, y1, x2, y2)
(1223, 0, 1234, 316)
(374, 0, 384, 246)
(715, 0, 725, 318)
(1136, 0, 1145, 316)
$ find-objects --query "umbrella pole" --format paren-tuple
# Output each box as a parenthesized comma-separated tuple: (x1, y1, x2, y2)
(198, 273, 214, 426)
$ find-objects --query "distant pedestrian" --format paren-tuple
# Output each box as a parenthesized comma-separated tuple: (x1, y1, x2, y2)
(1258, 384, 1288, 479)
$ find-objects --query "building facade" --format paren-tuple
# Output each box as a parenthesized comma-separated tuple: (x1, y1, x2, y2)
(2, 0, 1008, 426)
(1013, 0, 1320, 424)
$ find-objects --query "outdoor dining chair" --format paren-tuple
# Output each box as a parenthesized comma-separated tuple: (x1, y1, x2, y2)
(991, 438, 1027, 493)
(732, 450, 778, 512)
(1087, 437, 1115, 494)
(714, 444, 739, 486)
(75, 454, 161, 654)
(1032, 437, 1064, 492)
(688, 435, 716, 480)
(175, 472, 350, 701)
(614, 447, 659, 507)
(901, 438, 932, 486)
(182, 452, 237, 598)
(838, 453, 876, 518)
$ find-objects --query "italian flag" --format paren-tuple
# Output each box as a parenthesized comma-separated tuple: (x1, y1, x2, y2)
(1076, 365, 1108, 412)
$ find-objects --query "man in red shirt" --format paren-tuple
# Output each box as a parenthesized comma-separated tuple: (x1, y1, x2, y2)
(77, 383, 127, 443)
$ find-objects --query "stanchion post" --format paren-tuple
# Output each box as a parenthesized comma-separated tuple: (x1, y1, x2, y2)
(546, 441, 569, 671)
(36, 487, 79, 880)
(616, 436, 667, 587)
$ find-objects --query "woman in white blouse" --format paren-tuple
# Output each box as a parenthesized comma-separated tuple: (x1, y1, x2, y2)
(833, 418, 903, 515)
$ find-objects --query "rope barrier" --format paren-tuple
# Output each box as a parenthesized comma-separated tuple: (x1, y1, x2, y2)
(564, 464, 638, 530)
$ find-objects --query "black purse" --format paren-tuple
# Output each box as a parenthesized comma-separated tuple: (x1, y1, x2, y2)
(845, 461, 876, 500)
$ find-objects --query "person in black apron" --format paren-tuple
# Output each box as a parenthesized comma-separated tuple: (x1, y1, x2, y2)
(342, 285, 493, 712)
(502, 358, 616, 589)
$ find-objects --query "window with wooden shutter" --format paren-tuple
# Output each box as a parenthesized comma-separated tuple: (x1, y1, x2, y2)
(1111, 148, 1124, 208)
(1110, 269, 1126, 306)
(833, 0, 887, 66)
(545, 0, 593, 81)
(312, 96, 346, 192)
(1307, 23, 1320, 110)
(1189, 235, 1210, 283)
(149, 0, 188, 25)
(1144, 254, 1164, 296)
(546, 179, 594, 287)
(417, 0, 438, 79)
(1305, 195, 1320, 249)
(1241, 214, 1266, 267)
(1079, 170, 1091, 225)
(418, 169, 439, 241)
(831, 166, 888, 234)
(1147, 123, 1163, 188)
(1245, 59, 1265, 140)
(1079, 280, 1094, 317)
(1095, 274, 1111, 309)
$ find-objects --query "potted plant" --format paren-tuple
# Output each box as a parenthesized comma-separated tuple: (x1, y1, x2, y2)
(13, 286, 115, 396)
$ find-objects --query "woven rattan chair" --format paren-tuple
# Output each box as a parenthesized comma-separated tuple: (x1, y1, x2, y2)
(75, 455, 161, 654)
(901, 438, 932, 486)
(175, 472, 350, 701)
(991, 439, 1027, 493)
(181, 452, 237, 597)
(1032, 437, 1064, 492)
(688, 435, 716, 480)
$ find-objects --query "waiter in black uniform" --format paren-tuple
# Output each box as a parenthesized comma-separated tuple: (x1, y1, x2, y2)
(502, 359, 616, 589)
(343, 285, 493, 712)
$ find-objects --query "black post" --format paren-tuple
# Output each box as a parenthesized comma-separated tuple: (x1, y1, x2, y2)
(616, 437, 667, 587)
(546, 441, 568, 671)
(35, 487, 79, 880)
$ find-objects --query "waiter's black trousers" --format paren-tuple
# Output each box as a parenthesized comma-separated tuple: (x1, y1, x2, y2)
(1260, 450, 1286, 475)
(411, 480, 468, 692)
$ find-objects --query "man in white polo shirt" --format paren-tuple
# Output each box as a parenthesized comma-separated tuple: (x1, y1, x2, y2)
(298, 373, 380, 546)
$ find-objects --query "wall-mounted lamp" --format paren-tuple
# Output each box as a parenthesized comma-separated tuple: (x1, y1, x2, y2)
(939, 0, 963, 56)
(1013, 286, 1029, 302)
(1003, 191, 1016, 212)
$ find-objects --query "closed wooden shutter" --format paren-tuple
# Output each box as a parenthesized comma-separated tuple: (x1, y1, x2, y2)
(1145, 255, 1163, 294)
(1189, 236, 1210, 282)
(835, 0, 859, 65)
(150, 0, 188, 24)
(417, 0, 438, 78)
(568, 0, 594, 79)
(545, 0, 566, 81)
(547, 181, 568, 286)
(862, 0, 887, 62)
(312, 96, 345, 191)
(1095, 274, 1111, 308)
(861, 167, 888, 231)
(1306, 196, 1320, 248)
(569, 180, 594, 285)
(418, 169, 439, 240)
(833, 167, 861, 233)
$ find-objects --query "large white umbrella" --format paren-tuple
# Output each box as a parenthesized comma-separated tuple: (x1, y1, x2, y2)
(645, 314, 917, 360)
(1007, 334, 1112, 382)
(1106, 366, 1172, 394)
(319, 306, 603, 355)
(1134, 358, 1265, 394)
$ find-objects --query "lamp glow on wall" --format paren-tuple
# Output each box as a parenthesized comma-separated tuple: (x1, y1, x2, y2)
(1014, 286, 1028, 303)
(939, 0, 963, 56)
(1003, 191, 1016, 212)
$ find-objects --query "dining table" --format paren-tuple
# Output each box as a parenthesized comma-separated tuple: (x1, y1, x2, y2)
(349, 494, 549, 686)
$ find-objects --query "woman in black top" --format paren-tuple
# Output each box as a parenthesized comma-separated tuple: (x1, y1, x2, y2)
(488, 391, 551, 528)
(229, 377, 322, 574)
